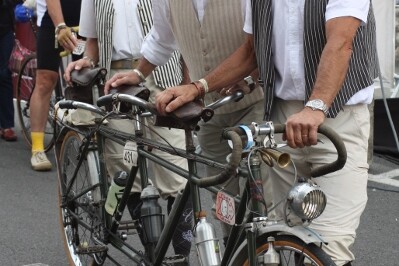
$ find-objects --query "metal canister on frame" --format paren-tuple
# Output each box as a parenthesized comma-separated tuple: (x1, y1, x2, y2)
(140, 185, 164, 244)
(104, 171, 128, 215)
(194, 211, 222, 266)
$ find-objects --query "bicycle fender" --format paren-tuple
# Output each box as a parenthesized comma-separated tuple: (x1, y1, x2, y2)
(227, 224, 327, 266)
(257, 223, 326, 244)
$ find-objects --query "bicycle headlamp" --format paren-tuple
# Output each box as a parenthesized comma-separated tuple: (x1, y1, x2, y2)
(287, 181, 327, 221)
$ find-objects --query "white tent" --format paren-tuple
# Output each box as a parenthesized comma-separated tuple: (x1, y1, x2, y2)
(373, 0, 396, 90)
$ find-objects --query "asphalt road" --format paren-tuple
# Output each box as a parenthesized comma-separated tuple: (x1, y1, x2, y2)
(0, 123, 398, 265)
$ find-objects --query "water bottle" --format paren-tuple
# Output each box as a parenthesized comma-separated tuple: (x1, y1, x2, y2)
(140, 185, 164, 244)
(263, 236, 280, 265)
(104, 171, 128, 215)
(194, 211, 222, 266)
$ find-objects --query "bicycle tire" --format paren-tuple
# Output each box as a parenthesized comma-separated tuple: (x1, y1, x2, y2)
(57, 131, 107, 266)
(16, 54, 55, 152)
(228, 234, 335, 266)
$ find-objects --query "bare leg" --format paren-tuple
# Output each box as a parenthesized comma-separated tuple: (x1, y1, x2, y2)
(30, 69, 58, 133)
(30, 69, 58, 171)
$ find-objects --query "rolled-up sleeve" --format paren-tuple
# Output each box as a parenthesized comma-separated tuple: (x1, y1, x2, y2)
(326, 0, 370, 24)
(141, 0, 178, 66)
(78, 0, 97, 38)
(243, 0, 252, 34)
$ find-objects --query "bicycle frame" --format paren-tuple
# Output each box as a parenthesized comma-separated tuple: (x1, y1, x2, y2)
(55, 92, 346, 266)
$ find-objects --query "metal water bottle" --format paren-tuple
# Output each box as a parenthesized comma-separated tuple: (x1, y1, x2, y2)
(140, 185, 164, 244)
(104, 171, 128, 215)
(194, 211, 222, 266)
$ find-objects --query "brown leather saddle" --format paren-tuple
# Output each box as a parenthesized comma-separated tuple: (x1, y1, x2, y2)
(64, 67, 108, 104)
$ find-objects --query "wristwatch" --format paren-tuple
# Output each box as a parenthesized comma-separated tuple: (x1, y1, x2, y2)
(305, 99, 328, 115)
(244, 76, 255, 92)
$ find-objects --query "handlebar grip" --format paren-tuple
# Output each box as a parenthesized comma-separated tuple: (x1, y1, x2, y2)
(97, 94, 113, 108)
(223, 123, 347, 177)
(274, 124, 347, 177)
(58, 100, 76, 110)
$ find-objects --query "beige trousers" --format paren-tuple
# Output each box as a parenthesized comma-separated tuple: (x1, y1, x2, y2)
(269, 99, 369, 265)
(103, 70, 187, 199)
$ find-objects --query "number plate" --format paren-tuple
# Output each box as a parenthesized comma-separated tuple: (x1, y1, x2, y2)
(123, 141, 138, 167)
(73, 39, 86, 55)
(215, 191, 235, 225)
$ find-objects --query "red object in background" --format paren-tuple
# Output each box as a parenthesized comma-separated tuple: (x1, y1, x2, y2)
(15, 21, 37, 52)
(12, 21, 37, 97)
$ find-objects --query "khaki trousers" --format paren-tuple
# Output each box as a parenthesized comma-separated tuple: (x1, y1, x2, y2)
(269, 99, 369, 265)
(103, 70, 187, 199)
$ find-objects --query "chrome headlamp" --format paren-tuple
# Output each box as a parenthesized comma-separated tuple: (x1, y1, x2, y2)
(287, 181, 327, 221)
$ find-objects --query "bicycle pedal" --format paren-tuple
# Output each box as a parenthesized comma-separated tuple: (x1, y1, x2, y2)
(76, 244, 108, 254)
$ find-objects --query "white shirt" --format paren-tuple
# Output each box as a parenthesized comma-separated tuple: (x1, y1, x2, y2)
(79, 0, 144, 60)
(244, 0, 373, 104)
(36, 0, 47, 27)
(141, 0, 246, 66)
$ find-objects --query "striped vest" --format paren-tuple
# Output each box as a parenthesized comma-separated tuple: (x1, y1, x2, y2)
(92, 0, 183, 88)
(251, 0, 378, 119)
(168, 0, 264, 115)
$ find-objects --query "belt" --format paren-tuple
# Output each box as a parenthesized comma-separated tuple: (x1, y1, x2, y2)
(110, 59, 140, 69)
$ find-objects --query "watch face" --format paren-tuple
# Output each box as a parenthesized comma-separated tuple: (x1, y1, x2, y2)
(312, 99, 323, 108)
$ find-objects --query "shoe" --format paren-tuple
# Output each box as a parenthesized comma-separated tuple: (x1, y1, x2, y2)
(31, 151, 52, 171)
(1, 128, 17, 141)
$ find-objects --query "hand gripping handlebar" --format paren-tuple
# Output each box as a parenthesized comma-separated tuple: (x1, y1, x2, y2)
(222, 123, 347, 178)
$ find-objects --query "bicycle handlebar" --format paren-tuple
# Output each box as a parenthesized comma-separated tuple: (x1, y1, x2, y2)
(58, 100, 107, 116)
(97, 93, 158, 114)
(223, 123, 347, 177)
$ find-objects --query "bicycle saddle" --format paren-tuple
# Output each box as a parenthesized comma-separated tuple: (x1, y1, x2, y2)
(153, 100, 214, 130)
(65, 67, 108, 104)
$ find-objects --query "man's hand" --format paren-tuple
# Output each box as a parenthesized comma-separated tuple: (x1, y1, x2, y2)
(63, 58, 92, 85)
(104, 71, 142, 94)
(57, 27, 78, 52)
(283, 108, 325, 148)
(155, 84, 198, 115)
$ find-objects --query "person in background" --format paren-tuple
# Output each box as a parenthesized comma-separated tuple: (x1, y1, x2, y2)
(104, 0, 266, 246)
(64, 0, 192, 262)
(154, 1, 377, 265)
(29, 0, 81, 171)
(0, 0, 18, 141)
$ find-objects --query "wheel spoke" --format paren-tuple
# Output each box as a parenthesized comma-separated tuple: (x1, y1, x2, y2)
(58, 131, 106, 265)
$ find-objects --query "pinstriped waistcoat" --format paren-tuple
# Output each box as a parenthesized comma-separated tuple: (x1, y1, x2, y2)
(168, 0, 264, 115)
(251, 0, 378, 119)
(92, 0, 182, 88)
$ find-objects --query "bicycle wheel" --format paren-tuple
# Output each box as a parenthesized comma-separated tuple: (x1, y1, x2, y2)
(228, 234, 335, 266)
(16, 54, 55, 152)
(57, 130, 107, 266)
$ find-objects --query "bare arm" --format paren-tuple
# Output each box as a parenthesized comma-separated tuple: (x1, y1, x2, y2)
(46, 0, 64, 26)
(155, 34, 257, 114)
(285, 16, 362, 148)
(46, 0, 77, 51)
(205, 34, 257, 92)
